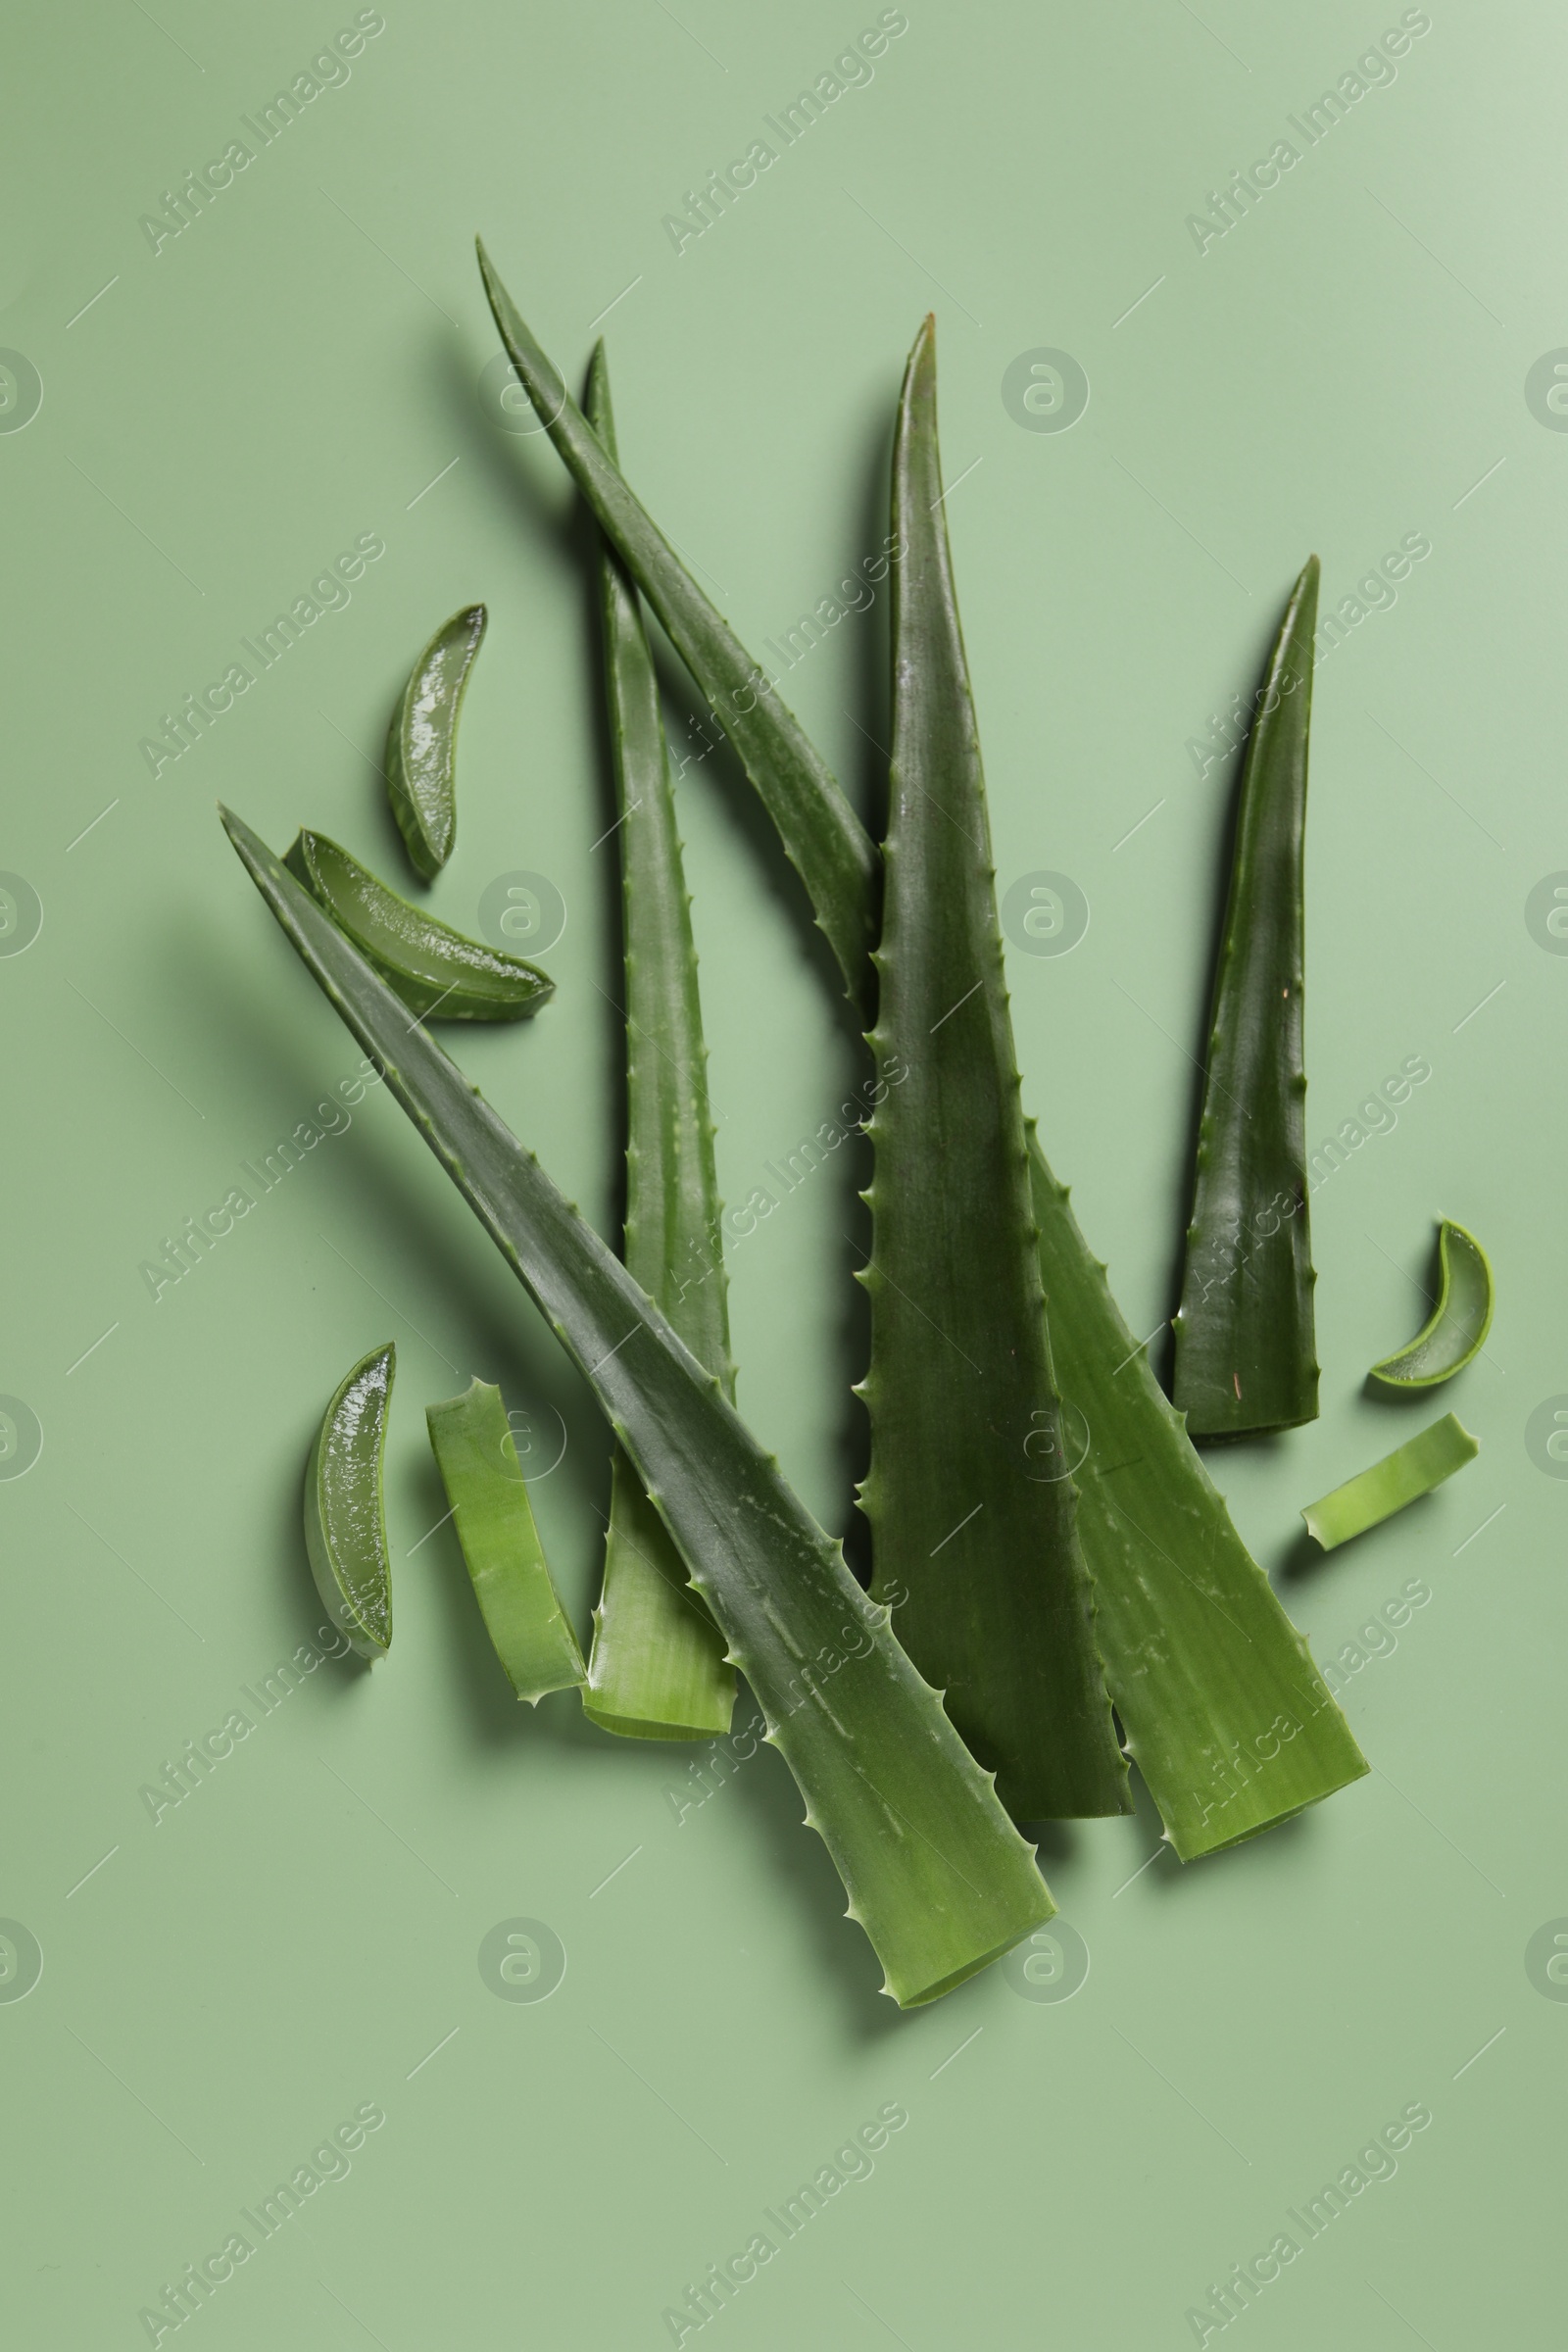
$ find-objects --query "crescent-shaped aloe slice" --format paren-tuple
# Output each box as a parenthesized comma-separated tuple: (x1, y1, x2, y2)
(305, 1341, 394, 1660)
(581, 343, 734, 1743)
(385, 603, 485, 879)
(220, 807, 1053, 2006)
(860, 318, 1127, 1823)
(284, 829, 553, 1022)
(1369, 1220, 1494, 1388)
(1302, 1413, 1479, 1551)
(476, 241, 879, 1016)
(1173, 559, 1321, 1438)
(425, 1379, 586, 1701)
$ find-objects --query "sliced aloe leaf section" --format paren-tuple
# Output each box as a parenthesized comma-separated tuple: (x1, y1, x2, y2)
(475, 240, 879, 1016)
(1369, 1220, 1494, 1388)
(305, 1341, 395, 1660)
(221, 807, 1054, 2007)
(581, 342, 733, 1743)
(386, 603, 485, 879)
(1173, 559, 1321, 1438)
(425, 1379, 586, 1702)
(1302, 1412, 1479, 1552)
(860, 318, 1127, 1823)
(1026, 1136, 1367, 1856)
(284, 829, 552, 1022)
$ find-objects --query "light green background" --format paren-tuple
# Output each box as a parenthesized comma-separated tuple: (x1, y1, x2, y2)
(2, 3, 1562, 2343)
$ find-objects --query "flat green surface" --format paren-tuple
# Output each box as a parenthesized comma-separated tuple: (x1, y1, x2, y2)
(1, 3, 1562, 2343)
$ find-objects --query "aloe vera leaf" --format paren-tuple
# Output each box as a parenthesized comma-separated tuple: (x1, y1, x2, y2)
(1172, 558, 1321, 1438)
(580, 342, 735, 1743)
(221, 807, 1054, 2005)
(385, 603, 485, 879)
(475, 241, 879, 1015)
(284, 829, 553, 1021)
(1369, 1220, 1494, 1388)
(1302, 1412, 1479, 1552)
(425, 1378, 586, 1701)
(305, 1342, 395, 1660)
(859, 318, 1127, 1822)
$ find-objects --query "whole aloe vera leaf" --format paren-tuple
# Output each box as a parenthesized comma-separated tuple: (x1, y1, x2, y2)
(581, 341, 734, 1743)
(476, 241, 879, 1015)
(860, 318, 1127, 1823)
(1027, 1136, 1368, 1856)
(386, 603, 485, 880)
(220, 807, 1054, 2005)
(1301, 1412, 1478, 1552)
(1173, 559, 1321, 1438)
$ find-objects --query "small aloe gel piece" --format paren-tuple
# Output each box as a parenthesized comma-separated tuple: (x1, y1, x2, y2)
(1302, 1413, 1480, 1551)
(425, 1380, 585, 1702)
(305, 1342, 395, 1660)
(1369, 1220, 1494, 1388)
(385, 603, 485, 879)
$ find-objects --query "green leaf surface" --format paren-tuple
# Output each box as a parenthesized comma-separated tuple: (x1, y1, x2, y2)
(304, 1341, 394, 1660)
(860, 318, 1128, 1823)
(385, 602, 485, 879)
(476, 242, 880, 1015)
(221, 806, 1054, 2006)
(425, 1378, 586, 1702)
(581, 343, 734, 1742)
(1369, 1220, 1494, 1388)
(1301, 1412, 1479, 1552)
(1173, 559, 1321, 1438)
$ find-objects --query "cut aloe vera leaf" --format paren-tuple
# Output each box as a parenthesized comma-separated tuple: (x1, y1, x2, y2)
(1027, 1136, 1367, 1856)
(1173, 559, 1321, 1438)
(1302, 1413, 1479, 1552)
(305, 1342, 395, 1660)
(860, 318, 1127, 1823)
(221, 807, 1054, 2006)
(425, 1379, 585, 1701)
(1369, 1220, 1494, 1388)
(581, 342, 734, 1743)
(284, 829, 552, 1022)
(475, 241, 879, 1016)
(386, 603, 485, 879)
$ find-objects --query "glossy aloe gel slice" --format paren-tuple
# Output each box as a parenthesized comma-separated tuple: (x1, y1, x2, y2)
(476, 242, 879, 1017)
(1369, 1220, 1494, 1387)
(1302, 1413, 1479, 1551)
(284, 830, 552, 1021)
(386, 603, 485, 879)
(425, 1379, 585, 1701)
(222, 808, 1053, 2006)
(1173, 559, 1321, 1438)
(860, 318, 1127, 1823)
(581, 344, 734, 1742)
(305, 1342, 395, 1659)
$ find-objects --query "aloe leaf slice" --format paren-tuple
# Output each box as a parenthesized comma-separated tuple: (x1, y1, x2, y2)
(221, 806, 1054, 2006)
(1173, 559, 1321, 1438)
(305, 1342, 395, 1660)
(284, 829, 553, 1021)
(1369, 1220, 1494, 1388)
(475, 241, 879, 1015)
(386, 603, 485, 879)
(581, 343, 735, 1742)
(860, 318, 1127, 1822)
(425, 1378, 586, 1701)
(1302, 1413, 1479, 1551)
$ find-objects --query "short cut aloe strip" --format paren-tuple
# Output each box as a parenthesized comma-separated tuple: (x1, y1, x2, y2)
(860, 318, 1127, 1822)
(386, 603, 485, 879)
(1173, 559, 1321, 1439)
(1302, 1413, 1479, 1551)
(425, 1379, 586, 1701)
(1369, 1220, 1494, 1388)
(221, 807, 1054, 2006)
(284, 830, 553, 1021)
(476, 242, 879, 1015)
(581, 343, 734, 1743)
(305, 1342, 395, 1660)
